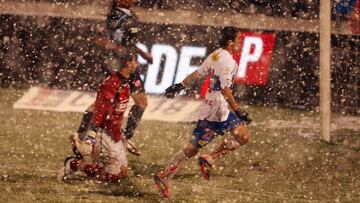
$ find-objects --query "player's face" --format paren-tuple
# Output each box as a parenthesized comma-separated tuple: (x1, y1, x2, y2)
(127, 55, 138, 74)
(232, 32, 242, 52)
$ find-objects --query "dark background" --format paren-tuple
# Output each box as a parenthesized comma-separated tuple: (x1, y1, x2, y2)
(0, 0, 359, 114)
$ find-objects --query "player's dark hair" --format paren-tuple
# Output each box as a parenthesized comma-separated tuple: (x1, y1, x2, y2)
(118, 51, 135, 70)
(219, 26, 239, 48)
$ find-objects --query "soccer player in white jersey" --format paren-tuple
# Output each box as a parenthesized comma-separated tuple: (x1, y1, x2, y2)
(154, 27, 252, 198)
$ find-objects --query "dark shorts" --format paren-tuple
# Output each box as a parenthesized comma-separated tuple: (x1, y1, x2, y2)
(191, 112, 243, 148)
(129, 70, 145, 94)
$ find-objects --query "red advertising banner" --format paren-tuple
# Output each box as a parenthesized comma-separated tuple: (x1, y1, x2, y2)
(350, 0, 360, 33)
(233, 32, 276, 85)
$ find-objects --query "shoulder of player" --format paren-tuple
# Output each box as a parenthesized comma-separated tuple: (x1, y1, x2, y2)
(218, 49, 234, 61)
(215, 51, 235, 69)
(101, 72, 121, 86)
(208, 49, 233, 61)
(99, 73, 129, 94)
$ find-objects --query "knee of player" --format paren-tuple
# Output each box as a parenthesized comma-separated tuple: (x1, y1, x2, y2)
(184, 149, 199, 158)
(119, 166, 129, 178)
(141, 98, 148, 109)
(240, 133, 250, 145)
(183, 143, 199, 158)
(233, 126, 250, 145)
(134, 97, 148, 109)
(86, 102, 96, 112)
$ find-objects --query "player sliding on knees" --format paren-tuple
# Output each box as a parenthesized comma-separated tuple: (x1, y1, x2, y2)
(154, 27, 252, 198)
(74, 0, 152, 157)
(58, 52, 137, 182)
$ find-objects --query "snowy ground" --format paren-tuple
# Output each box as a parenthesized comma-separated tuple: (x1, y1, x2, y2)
(0, 88, 359, 202)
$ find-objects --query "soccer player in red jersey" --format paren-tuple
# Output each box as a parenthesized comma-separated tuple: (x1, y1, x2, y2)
(58, 52, 137, 182)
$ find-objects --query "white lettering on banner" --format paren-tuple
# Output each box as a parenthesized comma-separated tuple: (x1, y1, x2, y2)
(136, 42, 149, 65)
(238, 36, 264, 78)
(174, 46, 207, 83)
(13, 87, 202, 122)
(144, 44, 178, 94)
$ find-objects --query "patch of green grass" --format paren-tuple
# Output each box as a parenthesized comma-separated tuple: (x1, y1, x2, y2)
(0, 88, 359, 202)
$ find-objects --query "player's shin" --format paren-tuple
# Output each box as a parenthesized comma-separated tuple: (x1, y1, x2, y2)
(159, 149, 188, 181)
(210, 137, 241, 160)
(155, 147, 194, 198)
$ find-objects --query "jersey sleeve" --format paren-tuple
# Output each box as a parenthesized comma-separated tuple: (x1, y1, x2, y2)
(197, 55, 211, 76)
(219, 59, 236, 89)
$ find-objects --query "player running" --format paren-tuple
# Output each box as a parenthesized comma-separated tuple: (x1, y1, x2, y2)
(154, 27, 252, 198)
(75, 0, 152, 156)
(58, 52, 137, 182)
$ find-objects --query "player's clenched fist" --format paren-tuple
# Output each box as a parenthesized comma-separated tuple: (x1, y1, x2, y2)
(165, 83, 185, 98)
(235, 108, 252, 125)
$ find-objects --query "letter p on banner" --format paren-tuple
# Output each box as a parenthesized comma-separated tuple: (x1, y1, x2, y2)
(233, 32, 276, 86)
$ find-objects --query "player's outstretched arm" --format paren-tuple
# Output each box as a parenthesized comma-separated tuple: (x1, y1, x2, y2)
(95, 37, 126, 54)
(136, 47, 153, 64)
(165, 71, 200, 98)
(182, 71, 200, 87)
(95, 37, 153, 64)
(221, 87, 238, 111)
(221, 87, 252, 124)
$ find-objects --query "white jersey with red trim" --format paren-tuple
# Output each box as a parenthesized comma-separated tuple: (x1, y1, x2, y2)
(196, 48, 238, 122)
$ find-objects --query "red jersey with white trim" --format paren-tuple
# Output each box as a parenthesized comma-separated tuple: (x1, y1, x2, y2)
(92, 71, 130, 143)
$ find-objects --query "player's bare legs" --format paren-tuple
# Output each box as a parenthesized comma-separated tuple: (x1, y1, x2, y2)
(154, 143, 199, 198)
(199, 125, 249, 180)
(210, 125, 249, 160)
(124, 92, 148, 155)
(155, 125, 250, 192)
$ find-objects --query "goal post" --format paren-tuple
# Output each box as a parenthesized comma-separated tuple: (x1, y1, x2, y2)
(319, 0, 332, 142)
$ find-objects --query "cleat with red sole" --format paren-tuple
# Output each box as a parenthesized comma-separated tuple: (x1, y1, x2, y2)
(57, 156, 80, 181)
(198, 155, 214, 180)
(154, 175, 170, 198)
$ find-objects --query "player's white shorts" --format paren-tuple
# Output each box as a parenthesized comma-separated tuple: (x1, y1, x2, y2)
(93, 129, 128, 176)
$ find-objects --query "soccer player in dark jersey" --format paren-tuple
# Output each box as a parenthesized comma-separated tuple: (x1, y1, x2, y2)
(58, 52, 138, 182)
(75, 0, 151, 156)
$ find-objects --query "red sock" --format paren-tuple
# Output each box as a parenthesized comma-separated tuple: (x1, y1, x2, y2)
(69, 159, 80, 171)
(210, 137, 240, 160)
(160, 150, 188, 182)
